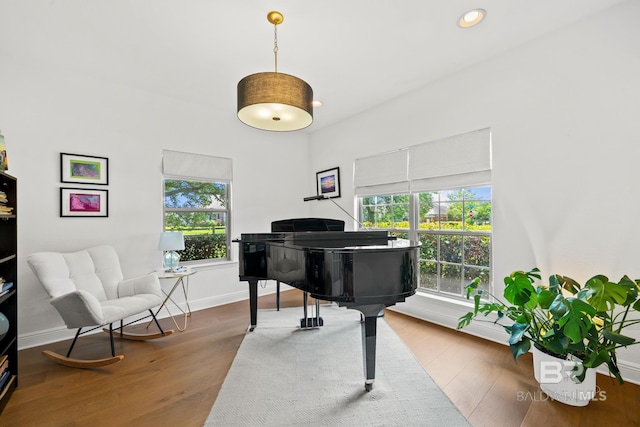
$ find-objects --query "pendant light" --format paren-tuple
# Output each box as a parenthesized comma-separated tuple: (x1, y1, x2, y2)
(237, 11, 313, 132)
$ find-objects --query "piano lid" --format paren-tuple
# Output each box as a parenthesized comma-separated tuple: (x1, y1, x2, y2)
(236, 230, 393, 247)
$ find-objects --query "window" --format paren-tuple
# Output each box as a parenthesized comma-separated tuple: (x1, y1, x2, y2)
(361, 194, 409, 237)
(354, 128, 492, 298)
(163, 179, 230, 262)
(162, 150, 232, 263)
(358, 186, 491, 298)
(416, 186, 491, 296)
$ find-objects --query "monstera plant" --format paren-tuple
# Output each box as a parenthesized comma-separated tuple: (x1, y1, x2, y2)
(458, 267, 640, 384)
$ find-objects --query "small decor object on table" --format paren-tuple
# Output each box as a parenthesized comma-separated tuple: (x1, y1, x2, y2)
(60, 153, 109, 185)
(316, 167, 341, 199)
(158, 231, 185, 271)
(60, 188, 108, 217)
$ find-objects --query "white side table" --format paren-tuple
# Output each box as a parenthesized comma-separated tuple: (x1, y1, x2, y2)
(150, 267, 196, 332)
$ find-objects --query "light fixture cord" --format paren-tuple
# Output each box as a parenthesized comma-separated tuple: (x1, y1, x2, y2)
(273, 23, 278, 73)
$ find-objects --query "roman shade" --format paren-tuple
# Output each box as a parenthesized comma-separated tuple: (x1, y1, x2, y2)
(408, 128, 491, 192)
(162, 150, 233, 182)
(354, 128, 491, 196)
(354, 149, 409, 196)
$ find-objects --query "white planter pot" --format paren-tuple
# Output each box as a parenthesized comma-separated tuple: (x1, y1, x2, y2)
(531, 345, 596, 407)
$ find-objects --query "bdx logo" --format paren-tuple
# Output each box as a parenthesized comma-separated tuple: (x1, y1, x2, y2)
(539, 360, 584, 384)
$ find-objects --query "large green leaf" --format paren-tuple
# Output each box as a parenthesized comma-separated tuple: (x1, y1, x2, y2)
(507, 322, 529, 345)
(554, 274, 581, 295)
(583, 276, 628, 311)
(556, 298, 596, 344)
(536, 288, 556, 309)
(549, 294, 568, 319)
(617, 275, 639, 306)
(508, 336, 531, 362)
(504, 272, 536, 308)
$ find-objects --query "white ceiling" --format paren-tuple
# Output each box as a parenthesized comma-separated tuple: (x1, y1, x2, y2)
(0, 0, 628, 132)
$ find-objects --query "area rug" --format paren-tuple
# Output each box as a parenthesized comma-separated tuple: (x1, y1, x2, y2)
(204, 305, 470, 427)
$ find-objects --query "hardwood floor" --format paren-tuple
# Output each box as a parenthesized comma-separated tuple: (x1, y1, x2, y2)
(3, 289, 639, 426)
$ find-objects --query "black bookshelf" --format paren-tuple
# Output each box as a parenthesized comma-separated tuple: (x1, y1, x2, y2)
(0, 171, 17, 415)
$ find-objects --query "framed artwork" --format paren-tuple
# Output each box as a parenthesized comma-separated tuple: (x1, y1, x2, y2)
(316, 167, 341, 199)
(60, 188, 108, 217)
(60, 153, 109, 185)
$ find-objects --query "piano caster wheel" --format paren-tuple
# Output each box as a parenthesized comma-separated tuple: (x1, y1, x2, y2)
(365, 383, 373, 392)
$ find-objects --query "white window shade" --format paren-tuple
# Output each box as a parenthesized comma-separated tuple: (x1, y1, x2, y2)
(408, 128, 491, 190)
(162, 150, 232, 182)
(354, 128, 491, 196)
(354, 149, 409, 196)
(409, 128, 490, 179)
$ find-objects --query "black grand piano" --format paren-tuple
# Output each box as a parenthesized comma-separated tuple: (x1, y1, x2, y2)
(235, 218, 420, 391)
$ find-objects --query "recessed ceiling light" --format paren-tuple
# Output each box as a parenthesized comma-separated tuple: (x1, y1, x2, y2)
(458, 9, 486, 28)
(312, 100, 323, 107)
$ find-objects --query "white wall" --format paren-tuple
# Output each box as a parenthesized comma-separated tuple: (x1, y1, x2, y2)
(0, 52, 311, 346)
(308, 1, 640, 383)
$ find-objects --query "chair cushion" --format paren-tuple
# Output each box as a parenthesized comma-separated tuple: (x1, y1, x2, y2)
(100, 294, 163, 325)
(62, 251, 109, 301)
(28, 245, 163, 328)
(28, 246, 126, 302)
(86, 246, 124, 300)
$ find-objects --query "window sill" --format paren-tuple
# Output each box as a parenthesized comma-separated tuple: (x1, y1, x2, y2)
(181, 259, 238, 270)
(388, 288, 506, 344)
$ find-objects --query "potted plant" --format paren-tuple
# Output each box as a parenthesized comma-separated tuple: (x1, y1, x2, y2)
(457, 268, 640, 405)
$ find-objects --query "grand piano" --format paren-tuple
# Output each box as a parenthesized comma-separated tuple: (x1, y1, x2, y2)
(235, 218, 420, 391)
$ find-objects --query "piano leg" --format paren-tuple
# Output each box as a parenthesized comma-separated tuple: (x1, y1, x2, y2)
(352, 304, 386, 392)
(303, 291, 308, 326)
(362, 315, 377, 392)
(249, 279, 258, 331)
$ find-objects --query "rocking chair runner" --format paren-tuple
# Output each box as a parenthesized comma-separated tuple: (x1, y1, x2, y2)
(27, 245, 174, 368)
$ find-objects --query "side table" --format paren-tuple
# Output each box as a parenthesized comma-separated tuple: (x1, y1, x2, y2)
(149, 267, 197, 332)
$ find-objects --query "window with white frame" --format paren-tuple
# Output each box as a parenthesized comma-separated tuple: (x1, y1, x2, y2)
(355, 128, 492, 298)
(162, 150, 232, 263)
(360, 194, 409, 237)
(357, 187, 491, 298)
(416, 186, 491, 296)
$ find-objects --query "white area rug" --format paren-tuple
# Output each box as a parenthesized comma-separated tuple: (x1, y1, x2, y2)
(205, 305, 470, 427)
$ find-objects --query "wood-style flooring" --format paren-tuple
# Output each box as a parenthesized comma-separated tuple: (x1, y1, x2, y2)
(2, 289, 639, 426)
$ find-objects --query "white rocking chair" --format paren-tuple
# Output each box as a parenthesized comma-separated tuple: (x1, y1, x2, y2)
(27, 245, 173, 368)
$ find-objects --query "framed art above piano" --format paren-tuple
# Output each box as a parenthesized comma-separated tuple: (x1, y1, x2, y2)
(316, 167, 340, 199)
